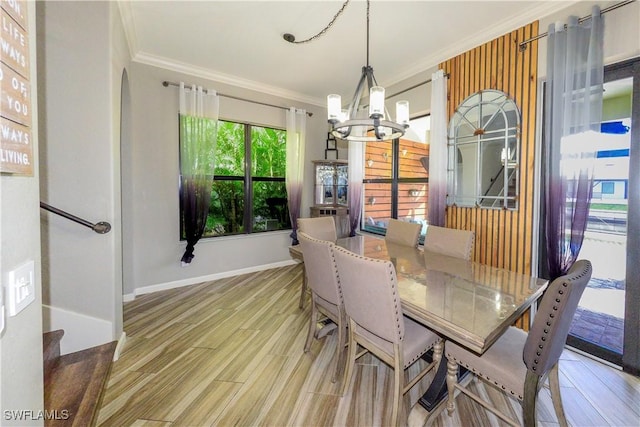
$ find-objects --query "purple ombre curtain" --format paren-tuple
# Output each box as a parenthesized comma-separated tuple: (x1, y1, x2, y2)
(286, 107, 306, 245)
(428, 70, 448, 226)
(348, 140, 364, 236)
(543, 7, 603, 279)
(179, 83, 219, 265)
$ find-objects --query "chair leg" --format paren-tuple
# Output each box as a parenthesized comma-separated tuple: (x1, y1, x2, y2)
(391, 347, 402, 427)
(341, 320, 357, 396)
(523, 370, 541, 427)
(304, 298, 317, 353)
(332, 312, 346, 383)
(549, 363, 568, 427)
(298, 266, 307, 309)
(446, 357, 458, 416)
(433, 340, 443, 365)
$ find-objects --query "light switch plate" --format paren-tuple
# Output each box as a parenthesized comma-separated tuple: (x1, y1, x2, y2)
(7, 260, 35, 316)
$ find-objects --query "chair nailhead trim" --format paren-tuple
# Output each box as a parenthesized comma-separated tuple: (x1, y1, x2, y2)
(530, 276, 574, 373)
(448, 355, 522, 400)
(389, 267, 403, 335)
(405, 343, 433, 366)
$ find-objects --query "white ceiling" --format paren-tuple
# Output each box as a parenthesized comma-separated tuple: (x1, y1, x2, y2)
(119, 0, 578, 107)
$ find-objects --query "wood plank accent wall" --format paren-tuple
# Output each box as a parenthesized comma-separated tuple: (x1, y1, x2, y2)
(440, 22, 539, 328)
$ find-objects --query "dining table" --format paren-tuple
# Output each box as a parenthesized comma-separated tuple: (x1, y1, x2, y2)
(333, 234, 549, 413)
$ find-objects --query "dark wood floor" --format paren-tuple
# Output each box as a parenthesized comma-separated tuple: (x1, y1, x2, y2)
(97, 264, 640, 426)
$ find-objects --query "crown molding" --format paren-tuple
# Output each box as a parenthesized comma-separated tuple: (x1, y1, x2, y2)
(116, 1, 322, 107)
(132, 51, 326, 108)
(381, 0, 582, 91)
(118, 0, 583, 109)
(117, 1, 138, 60)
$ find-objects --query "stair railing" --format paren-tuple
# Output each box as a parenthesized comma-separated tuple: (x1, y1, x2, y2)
(40, 201, 111, 234)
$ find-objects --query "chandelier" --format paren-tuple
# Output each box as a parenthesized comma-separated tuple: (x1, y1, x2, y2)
(327, 0, 409, 142)
(283, 0, 409, 142)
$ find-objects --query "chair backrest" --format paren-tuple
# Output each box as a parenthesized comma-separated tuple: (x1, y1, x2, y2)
(523, 260, 592, 377)
(298, 217, 337, 243)
(298, 232, 342, 306)
(424, 225, 475, 261)
(333, 246, 404, 344)
(385, 219, 421, 247)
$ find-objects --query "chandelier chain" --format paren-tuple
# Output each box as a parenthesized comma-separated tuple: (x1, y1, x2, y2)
(287, 0, 350, 44)
(366, 0, 370, 66)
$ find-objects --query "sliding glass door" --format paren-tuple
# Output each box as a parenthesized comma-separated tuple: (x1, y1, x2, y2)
(563, 58, 639, 373)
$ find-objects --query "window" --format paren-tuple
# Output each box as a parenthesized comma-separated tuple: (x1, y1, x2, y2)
(601, 181, 615, 195)
(362, 115, 430, 240)
(180, 120, 290, 239)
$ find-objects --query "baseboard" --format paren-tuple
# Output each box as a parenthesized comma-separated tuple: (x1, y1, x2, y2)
(565, 344, 623, 371)
(113, 331, 127, 361)
(133, 259, 298, 296)
(123, 293, 135, 303)
(42, 305, 114, 355)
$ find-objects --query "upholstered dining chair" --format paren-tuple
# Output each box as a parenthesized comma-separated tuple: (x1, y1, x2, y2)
(298, 232, 346, 383)
(333, 246, 443, 426)
(444, 259, 593, 427)
(298, 216, 338, 243)
(385, 218, 422, 247)
(297, 216, 338, 309)
(423, 225, 475, 261)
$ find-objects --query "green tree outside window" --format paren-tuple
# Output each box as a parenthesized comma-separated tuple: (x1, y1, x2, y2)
(181, 120, 290, 239)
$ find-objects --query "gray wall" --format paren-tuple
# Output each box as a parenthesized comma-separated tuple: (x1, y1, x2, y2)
(37, 0, 129, 354)
(385, 66, 438, 120)
(0, 1, 44, 424)
(126, 62, 327, 294)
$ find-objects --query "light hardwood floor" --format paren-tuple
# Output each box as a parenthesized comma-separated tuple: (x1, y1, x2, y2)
(97, 264, 640, 426)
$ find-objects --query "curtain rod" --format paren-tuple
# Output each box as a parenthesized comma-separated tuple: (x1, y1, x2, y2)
(360, 72, 451, 108)
(161, 81, 313, 117)
(519, 0, 635, 51)
(386, 72, 450, 100)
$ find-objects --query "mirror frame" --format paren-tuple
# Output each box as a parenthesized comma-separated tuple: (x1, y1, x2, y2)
(447, 89, 520, 210)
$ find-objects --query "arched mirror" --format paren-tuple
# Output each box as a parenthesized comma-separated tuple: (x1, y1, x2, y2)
(447, 90, 520, 209)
